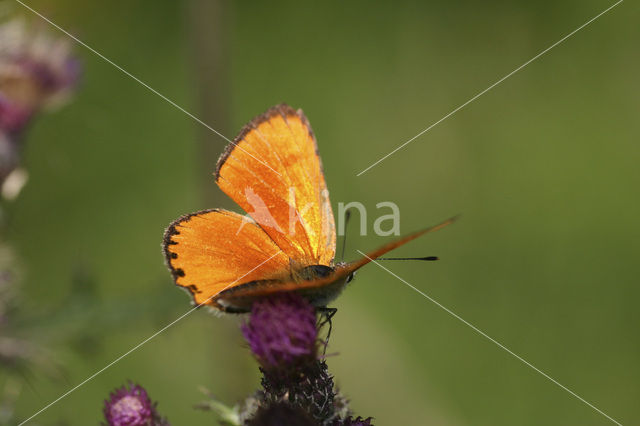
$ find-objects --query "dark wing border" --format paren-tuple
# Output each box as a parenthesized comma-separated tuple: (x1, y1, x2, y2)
(162, 208, 221, 301)
(214, 103, 320, 180)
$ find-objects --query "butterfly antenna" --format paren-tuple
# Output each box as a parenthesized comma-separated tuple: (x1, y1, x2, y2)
(340, 209, 352, 262)
(377, 256, 439, 261)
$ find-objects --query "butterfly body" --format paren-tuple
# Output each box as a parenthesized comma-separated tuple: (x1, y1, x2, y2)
(163, 104, 454, 312)
(215, 265, 354, 313)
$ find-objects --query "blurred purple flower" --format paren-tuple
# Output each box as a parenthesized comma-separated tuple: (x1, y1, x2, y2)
(0, 18, 80, 193)
(242, 293, 318, 369)
(103, 383, 168, 426)
(0, 19, 80, 112)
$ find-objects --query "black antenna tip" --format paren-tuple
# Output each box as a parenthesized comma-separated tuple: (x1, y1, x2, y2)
(377, 256, 439, 261)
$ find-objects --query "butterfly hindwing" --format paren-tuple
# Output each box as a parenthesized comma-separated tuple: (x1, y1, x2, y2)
(163, 209, 290, 306)
(215, 104, 336, 266)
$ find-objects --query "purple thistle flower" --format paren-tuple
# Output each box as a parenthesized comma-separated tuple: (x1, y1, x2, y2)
(239, 294, 373, 425)
(242, 293, 318, 368)
(103, 383, 168, 426)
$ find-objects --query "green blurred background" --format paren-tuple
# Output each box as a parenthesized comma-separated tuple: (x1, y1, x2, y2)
(2, 0, 639, 424)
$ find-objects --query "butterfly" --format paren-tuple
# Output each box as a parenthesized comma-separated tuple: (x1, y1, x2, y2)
(163, 104, 455, 313)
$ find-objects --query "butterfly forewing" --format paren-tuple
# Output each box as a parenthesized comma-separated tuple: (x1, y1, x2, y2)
(215, 104, 336, 266)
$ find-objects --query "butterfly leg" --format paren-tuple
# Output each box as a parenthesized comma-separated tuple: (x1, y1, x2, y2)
(316, 306, 338, 356)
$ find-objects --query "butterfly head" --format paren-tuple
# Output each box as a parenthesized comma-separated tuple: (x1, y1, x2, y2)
(295, 263, 357, 284)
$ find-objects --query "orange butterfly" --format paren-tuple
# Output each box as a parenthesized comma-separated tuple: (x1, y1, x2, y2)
(163, 104, 454, 313)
